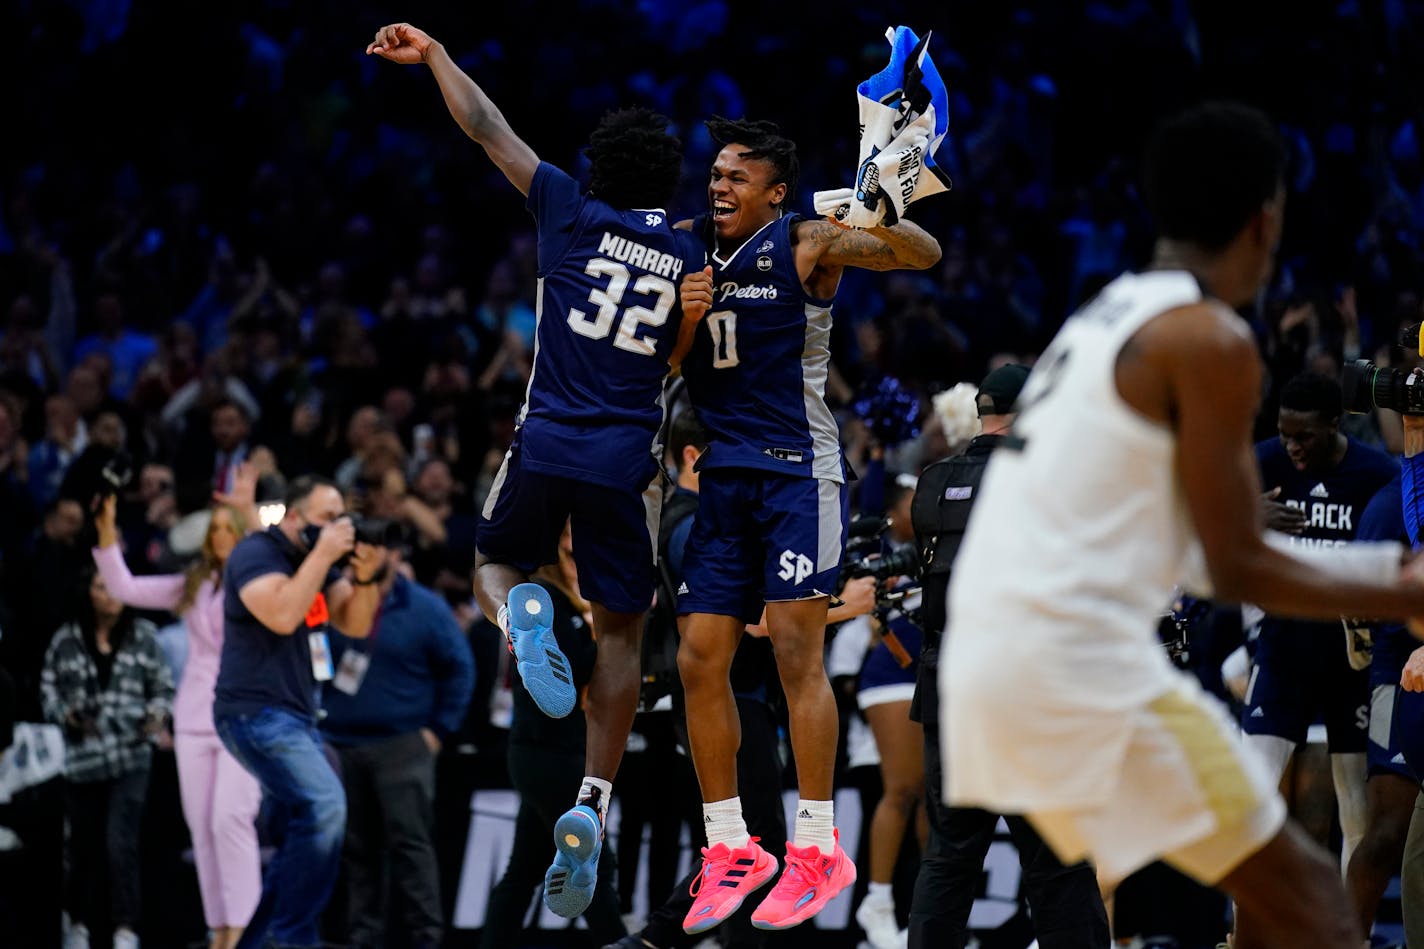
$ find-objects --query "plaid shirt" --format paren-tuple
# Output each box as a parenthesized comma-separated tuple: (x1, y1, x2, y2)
(40, 619, 174, 783)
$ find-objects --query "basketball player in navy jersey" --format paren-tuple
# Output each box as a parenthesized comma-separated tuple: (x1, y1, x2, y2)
(367, 23, 704, 919)
(1244, 373, 1398, 872)
(670, 116, 940, 933)
(1343, 470, 1418, 936)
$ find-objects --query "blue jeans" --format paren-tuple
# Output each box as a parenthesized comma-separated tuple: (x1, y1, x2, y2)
(217, 707, 346, 949)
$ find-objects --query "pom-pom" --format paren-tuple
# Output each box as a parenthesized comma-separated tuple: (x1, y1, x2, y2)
(932, 383, 981, 448)
(853, 375, 923, 448)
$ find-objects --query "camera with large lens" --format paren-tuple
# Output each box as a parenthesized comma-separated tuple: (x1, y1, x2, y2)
(1342, 322, 1424, 416)
(350, 516, 404, 547)
(99, 451, 135, 497)
(844, 544, 922, 582)
(300, 515, 404, 566)
(841, 514, 923, 582)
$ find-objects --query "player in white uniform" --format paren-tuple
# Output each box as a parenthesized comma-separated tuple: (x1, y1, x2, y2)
(943, 102, 1424, 949)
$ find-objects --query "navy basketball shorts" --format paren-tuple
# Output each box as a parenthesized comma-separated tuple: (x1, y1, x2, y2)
(477, 436, 661, 615)
(1368, 678, 1421, 781)
(677, 468, 848, 624)
(1242, 621, 1369, 753)
(1393, 686, 1424, 782)
(857, 619, 923, 710)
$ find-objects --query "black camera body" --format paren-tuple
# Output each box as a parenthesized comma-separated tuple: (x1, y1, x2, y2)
(350, 516, 404, 547)
(1342, 322, 1424, 416)
(99, 451, 134, 497)
(839, 514, 924, 628)
(299, 515, 404, 567)
(843, 545, 922, 583)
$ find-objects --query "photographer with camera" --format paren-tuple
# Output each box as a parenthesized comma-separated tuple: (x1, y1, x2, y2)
(319, 538, 474, 949)
(213, 475, 385, 949)
(907, 364, 1108, 949)
(92, 474, 263, 949)
(41, 563, 175, 949)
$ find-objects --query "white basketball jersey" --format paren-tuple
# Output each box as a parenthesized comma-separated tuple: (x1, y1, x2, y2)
(942, 270, 1207, 810)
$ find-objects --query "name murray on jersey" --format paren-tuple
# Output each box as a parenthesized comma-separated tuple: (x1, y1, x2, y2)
(597, 232, 685, 279)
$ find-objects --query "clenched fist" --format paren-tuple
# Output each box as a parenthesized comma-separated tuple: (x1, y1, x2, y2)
(366, 23, 436, 64)
(680, 266, 714, 322)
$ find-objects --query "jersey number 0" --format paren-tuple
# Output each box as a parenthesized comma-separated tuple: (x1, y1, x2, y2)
(568, 257, 676, 357)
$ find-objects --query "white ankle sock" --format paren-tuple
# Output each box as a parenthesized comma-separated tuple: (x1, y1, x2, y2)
(793, 799, 836, 853)
(703, 797, 750, 849)
(496, 603, 511, 636)
(577, 776, 613, 827)
(867, 881, 893, 904)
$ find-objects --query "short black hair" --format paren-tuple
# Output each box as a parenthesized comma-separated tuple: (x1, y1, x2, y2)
(285, 474, 338, 510)
(1280, 372, 1343, 421)
(668, 410, 709, 469)
(1143, 101, 1286, 251)
(586, 107, 683, 210)
(705, 115, 800, 200)
(210, 396, 251, 422)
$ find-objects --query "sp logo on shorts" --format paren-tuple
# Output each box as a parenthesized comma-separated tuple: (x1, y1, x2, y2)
(778, 549, 815, 585)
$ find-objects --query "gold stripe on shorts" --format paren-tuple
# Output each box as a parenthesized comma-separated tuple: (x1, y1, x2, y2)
(1149, 689, 1256, 829)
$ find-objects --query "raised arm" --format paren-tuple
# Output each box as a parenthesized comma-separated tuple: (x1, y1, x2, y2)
(799, 218, 942, 273)
(326, 544, 384, 640)
(367, 23, 539, 195)
(238, 520, 354, 635)
(92, 496, 185, 612)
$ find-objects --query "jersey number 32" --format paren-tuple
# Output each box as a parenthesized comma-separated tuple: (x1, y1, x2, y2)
(568, 257, 676, 357)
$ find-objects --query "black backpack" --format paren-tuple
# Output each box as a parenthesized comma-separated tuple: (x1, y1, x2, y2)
(637, 488, 701, 711)
(910, 446, 993, 643)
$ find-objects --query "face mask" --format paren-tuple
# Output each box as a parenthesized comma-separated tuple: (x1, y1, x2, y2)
(300, 523, 323, 550)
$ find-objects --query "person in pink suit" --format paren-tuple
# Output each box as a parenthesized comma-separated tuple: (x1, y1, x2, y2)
(93, 468, 263, 949)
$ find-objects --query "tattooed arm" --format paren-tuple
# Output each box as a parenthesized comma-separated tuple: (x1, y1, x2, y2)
(794, 217, 941, 298)
(797, 218, 942, 273)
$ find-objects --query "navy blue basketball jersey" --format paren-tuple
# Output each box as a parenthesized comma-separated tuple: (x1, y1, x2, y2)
(680, 213, 843, 483)
(1254, 436, 1399, 662)
(518, 162, 703, 490)
(1255, 437, 1398, 549)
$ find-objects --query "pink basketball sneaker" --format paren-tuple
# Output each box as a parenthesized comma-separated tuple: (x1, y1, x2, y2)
(682, 837, 779, 934)
(750, 831, 856, 930)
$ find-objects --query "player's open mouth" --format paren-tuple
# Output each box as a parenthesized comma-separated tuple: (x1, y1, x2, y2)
(713, 201, 737, 220)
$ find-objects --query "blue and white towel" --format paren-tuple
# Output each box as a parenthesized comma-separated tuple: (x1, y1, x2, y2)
(814, 26, 952, 228)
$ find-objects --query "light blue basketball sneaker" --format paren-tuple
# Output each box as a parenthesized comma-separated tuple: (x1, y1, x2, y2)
(504, 582, 576, 718)
(544, 804, 602, 918)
